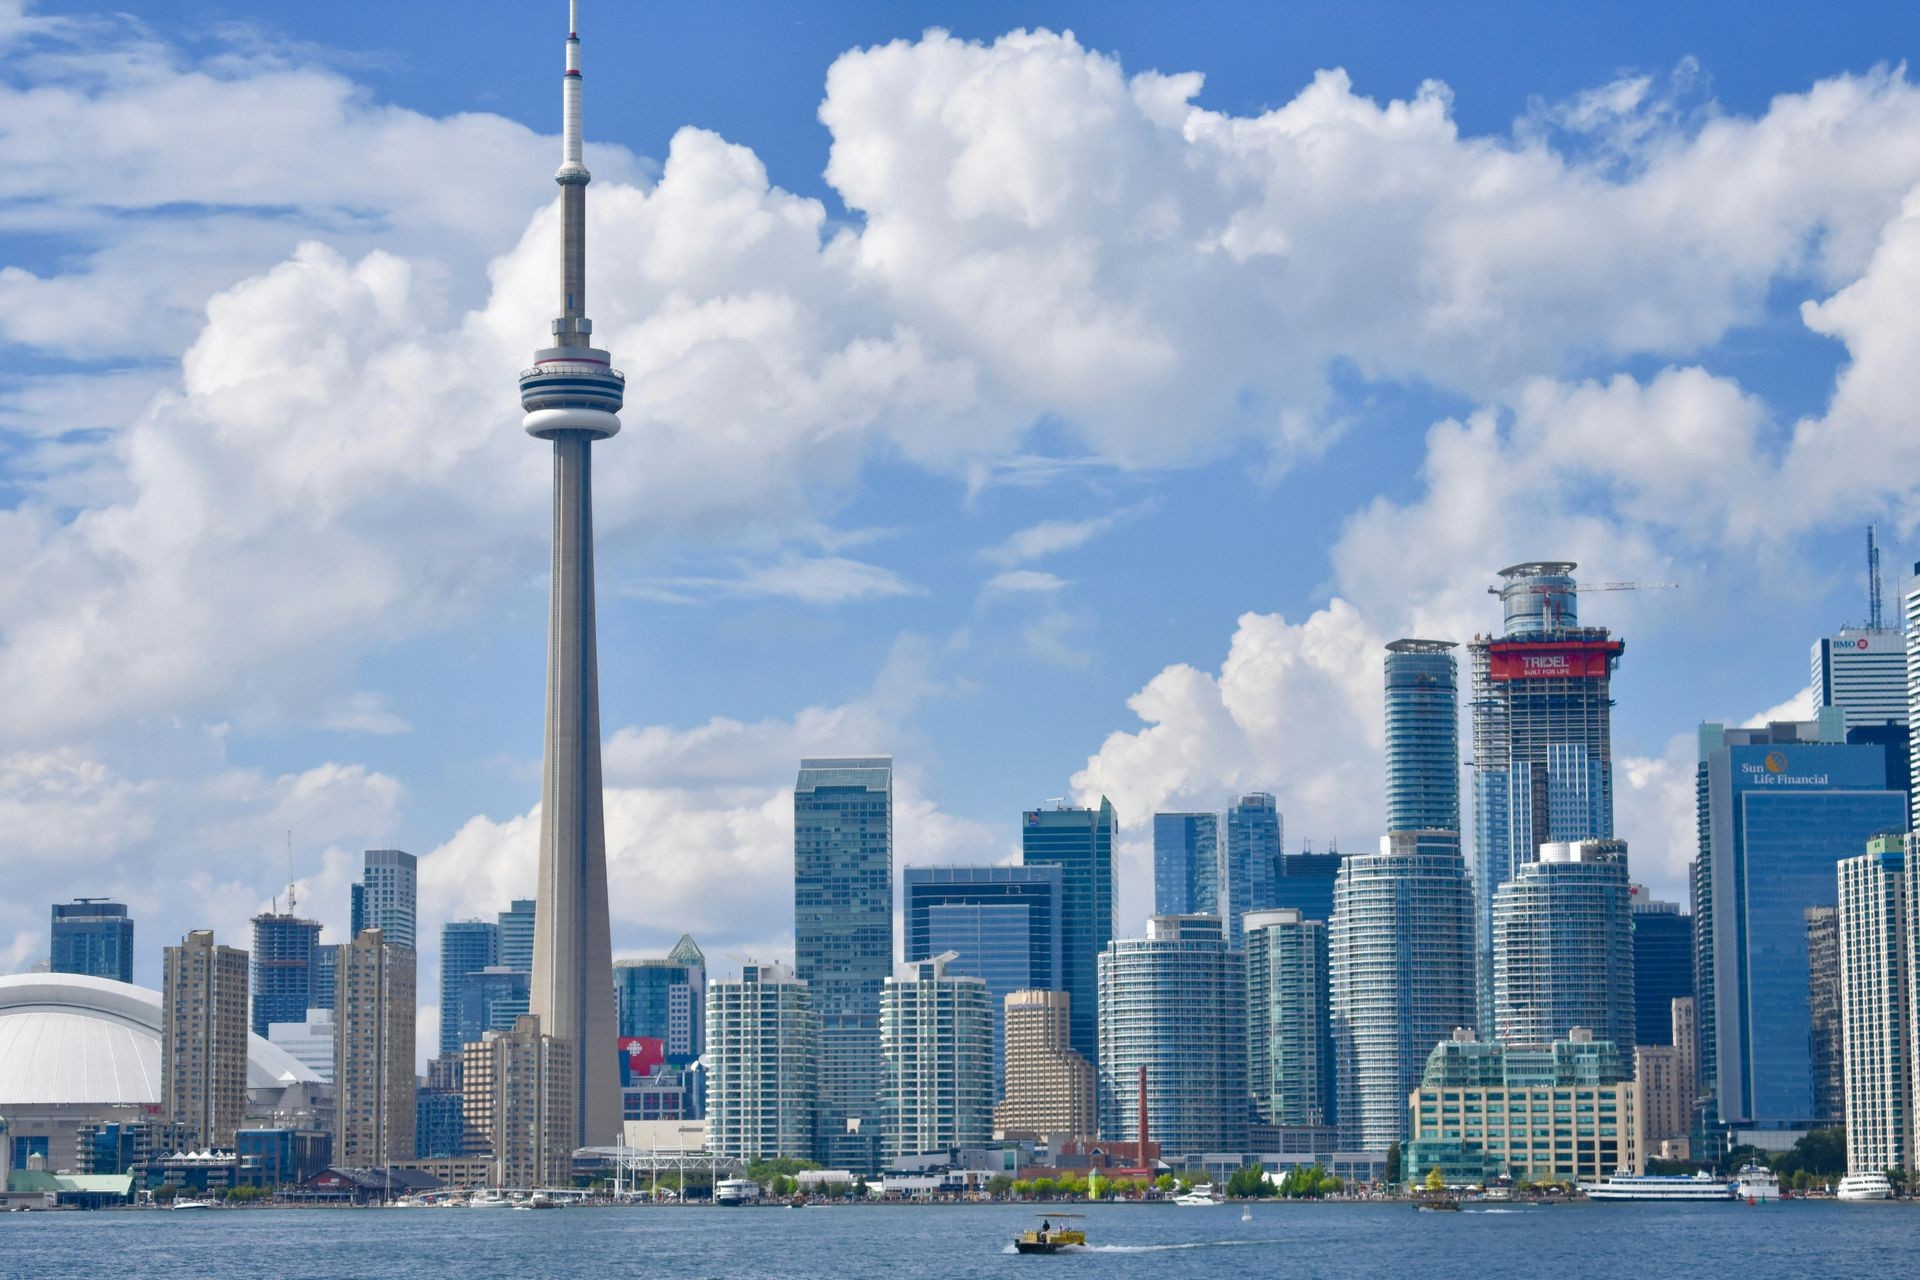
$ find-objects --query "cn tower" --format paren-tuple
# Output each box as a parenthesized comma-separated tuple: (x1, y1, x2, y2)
(520, 0, 620, 1146)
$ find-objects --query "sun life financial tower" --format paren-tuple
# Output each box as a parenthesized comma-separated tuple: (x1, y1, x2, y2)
(521, 0, 623, 1147)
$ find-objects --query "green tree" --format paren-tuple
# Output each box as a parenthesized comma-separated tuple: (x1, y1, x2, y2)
(1012, 1179, 1033, 1198)
(152, 1184, 178, 1203)
(1034, 1177, 1057, 1198)
(1425, 1167, 1445, 1193)
(1385, 1142, 1402, 1185)
(1153, 1173, 1175, 1194)
(987, 1175, 1013, 1198)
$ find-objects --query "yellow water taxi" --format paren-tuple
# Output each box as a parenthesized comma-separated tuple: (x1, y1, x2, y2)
(1014, 1213, 1088, 1254)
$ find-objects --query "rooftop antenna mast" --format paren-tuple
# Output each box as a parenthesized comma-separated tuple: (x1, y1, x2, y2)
(1868, 524, 1885, 631)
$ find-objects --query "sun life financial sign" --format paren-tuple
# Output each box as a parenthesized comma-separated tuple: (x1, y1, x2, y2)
(1740, 751, 1831, 787)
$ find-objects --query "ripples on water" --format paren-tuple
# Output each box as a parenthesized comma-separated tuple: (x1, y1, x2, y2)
(2, 1201, 1912, 1279)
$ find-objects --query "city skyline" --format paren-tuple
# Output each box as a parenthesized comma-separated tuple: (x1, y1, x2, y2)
(9, 0, 1920, 1076)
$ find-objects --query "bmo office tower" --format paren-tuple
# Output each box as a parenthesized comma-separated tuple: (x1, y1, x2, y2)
(1469, 563, 1624, 1028)
(795, 757, 894, 1174)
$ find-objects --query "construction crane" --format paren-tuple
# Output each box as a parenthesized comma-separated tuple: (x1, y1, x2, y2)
(1508, 579, 1680, 630)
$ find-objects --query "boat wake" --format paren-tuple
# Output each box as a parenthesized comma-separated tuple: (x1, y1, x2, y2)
(1004, 1240, 1262, 1255)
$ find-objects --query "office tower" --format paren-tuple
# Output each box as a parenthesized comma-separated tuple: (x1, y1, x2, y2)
(162, 930, 250, 1147)
(1628, 890, 1693, 1047)
(1021, 799, 1117, 1070)
(1696, 713, 1906, 1127)
(457, 967, 533, 1049)
(1385, 640, 1461, 831)
(1273, 844, 1345, 924)
(1671, 996, 1698, 1132)
(705, 962, 818, 1164)
(1813, 628, 1906, 732)
(902, 865, 1061, 1091)
(521, 0, 624, 1152)
(498, 899, 536, 973)
(485, 1015, 577, 1186)
(49, 899, 134, 983)
(439, 920, 500, 1058)
(993, 989, 1095, 1139)
(334, 928, 417, 1166)
(1688, 855, 1714, 1095)
(794, 756, 893, 1173)
(1222, 793, 1282, 947)
(1806, 906, 1844, 1125)
(354, 850, 417, 950)
(311, 943, 338, 1013)
(613, 934, 707, 1065)
(1469, 564, 1625, 1028)
(1096, 914, 1247, 1156)
(1330, 831, 1477, 1150)
(1152, 812, 1220, 917)
(1636, 1043, 1685, 1147)
(1492, 839, 1635, 1051)
(1405, 1028, 1640, 1184)
(268, 1010, 336, 1083)
(250, 907, 322, 1038)
(1244, 908, 1333, 1128)
(1836, 836, 1912, 1176)
(415, 1084, 466, 1159)
(879, 953, 993, 1162)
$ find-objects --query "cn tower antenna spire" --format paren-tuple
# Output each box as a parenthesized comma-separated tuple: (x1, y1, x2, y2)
(519, 0, 623, 1147)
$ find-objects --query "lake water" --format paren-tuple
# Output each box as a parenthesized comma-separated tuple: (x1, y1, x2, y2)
(1, 1200, 1911, 1278)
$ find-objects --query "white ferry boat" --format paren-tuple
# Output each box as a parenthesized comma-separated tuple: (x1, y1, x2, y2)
(1836, 1173, 1891, 1201)
(1578, 1170, 1733, 1202)
(715, 1178, 762, 1207)
(1732, 1164, 1780, 1202)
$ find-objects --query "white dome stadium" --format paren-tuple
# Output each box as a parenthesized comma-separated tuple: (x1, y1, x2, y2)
(0, 972, 319, 1107)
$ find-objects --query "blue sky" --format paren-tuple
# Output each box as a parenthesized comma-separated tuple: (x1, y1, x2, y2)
(5, 1, 1920, 1056)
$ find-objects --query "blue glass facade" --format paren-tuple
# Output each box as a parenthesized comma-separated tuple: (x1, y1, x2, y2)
(250, 911, 323, 1038)
(903, 865, 1063, 1091)
(795, 757, 894, 1174)
(1629, 902, 1692, 1047)
(497, 899, 535, 972)
(1384, 641, 1460, 832)
(413, 1090, 466, 1159)
(1224, 793, 1282, 947)
(1275, 848, 1344, 923)
(614, 936, 706, 1065)
(49, 899, 134, 983)
(455, 966, 531, 1048)
(438, 920, 499, 1057)
(1152, 812, 1220, 917)
(1021, 800, 1117, 1071)
(1702, 719, 1907, 1123)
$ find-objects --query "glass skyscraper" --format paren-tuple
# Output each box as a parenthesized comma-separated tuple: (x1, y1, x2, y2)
(1224, 794, 1282, 948)
(250, 908, 323, 1038)
(1384, 640, 1460, 832)
(353, 849, 417, 950)
(1628, 891, 1693, 1048)
(1021, 799, 1117, 1071)
(497, 899, 535, 973)
(49, 899, 134, 984)
(455, 966, 532, 1049)
(794, 756, 893, 1174)
(613, 934, 707, 1065)
(1096, 914, 1248, 1156)
(1698, 713, 1907, 1125)
(1275, 846, 1344, 923)
(1468, 565, 1624, 1030)
(438, 920, 499, 1057)
(1244, 907, 1333, 1128)
(1152, 812, 1220, 917)
(902, 866, 1061, 1091)
(1491, 839, 1635, 1052)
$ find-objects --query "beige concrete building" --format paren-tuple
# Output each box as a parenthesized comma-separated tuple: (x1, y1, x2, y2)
(334, 928, 416, 1166)
(1635, 1044, 1685, 1147)
(466, 1014, 575, 1189)
(993, 989, 1094, 1140)
(162, 930, 250, 1147)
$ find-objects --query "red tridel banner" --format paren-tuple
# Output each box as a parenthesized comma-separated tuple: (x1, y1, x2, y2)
(1488, 641, 1620, 680)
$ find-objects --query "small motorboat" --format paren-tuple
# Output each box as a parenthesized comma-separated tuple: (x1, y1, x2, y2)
(170, 1199, 216, 1211)
(1416, 1195, 1462, 1212)
(1014, 1213, 1087, 1254)
(1173, 1184, 1222, 1206)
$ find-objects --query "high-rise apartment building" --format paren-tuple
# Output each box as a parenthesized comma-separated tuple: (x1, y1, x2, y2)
(497, 899, 536, 973)
(879, 953, 993, 1162)
(902, 865, 1061, 1091)
(439, 920, 500, 1058)
(334, 928, 416, 1166)
(1223, 793, 1282, 947)
(1021, 799, 1117, 1071)
(250, 908, 322, 1038)
(481, 1015, 576, 1187)
(1096, 914, 1247, 1157)
(1330, 831, 1477, 1150)
(705, 962, 818, 1164)
(1636, 1043, 1686, 1148)
(1697, 713, 1906, 1126)
(613, 934, 707, 1065)
(1814, 628, 1907, 730)
(1469, 565, 1625, 1029)
(1806, 906, 1844, 1125)
(1836, 836, 1912, 1177)
(1492, 839, 1635, 1052)
(1628, 890, 1693, 1047)
(794, 756, 893, 1174)
(1385, 640, 1461, 832)
(49, 900, 134, 984)
(162, 930, 250, 1147)
(993, 989, 1094, 1140)
(1670, 996, 1697, 1128)
(1906, 562, 1920, 827)
(1152, 812, 1220, 917)
(1244, 908, 1333, 1128)
(311, 943, 338, 1013)
(353, 850, 417, 950)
